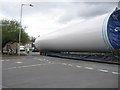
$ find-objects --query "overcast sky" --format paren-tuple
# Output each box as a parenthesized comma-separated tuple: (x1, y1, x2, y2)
(0, 1, 118, 37)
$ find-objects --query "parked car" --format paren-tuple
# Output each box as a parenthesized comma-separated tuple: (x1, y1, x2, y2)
(20, 46, 25, 51)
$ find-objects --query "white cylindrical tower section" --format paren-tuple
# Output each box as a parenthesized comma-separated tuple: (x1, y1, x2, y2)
(35, 9, 120, 52)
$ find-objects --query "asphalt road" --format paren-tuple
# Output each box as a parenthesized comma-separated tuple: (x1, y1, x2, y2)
(2, 52, 119, 88)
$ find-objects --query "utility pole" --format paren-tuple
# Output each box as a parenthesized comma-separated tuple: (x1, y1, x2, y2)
(18, 4, 33, 55)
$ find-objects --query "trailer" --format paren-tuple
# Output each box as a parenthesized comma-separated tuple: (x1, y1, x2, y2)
(35, 6, 120, 64)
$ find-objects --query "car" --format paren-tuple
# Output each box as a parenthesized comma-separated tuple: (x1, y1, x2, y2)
(20, 46, 25, 51)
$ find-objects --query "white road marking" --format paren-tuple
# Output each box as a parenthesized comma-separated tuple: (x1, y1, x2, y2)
(15, 62, 23, 64)
(6, 67, 17, 69)
(85, 67, 94, 70)
(31, 64, 40, 66)
(62, 63, 67, 65)
(3, 57, 118, 75)
(48, 62, 52, 63)
(38, 59, 43, 61)
(5, 63, 54, 70)
(0, 60, 4, 61)
(98, 69, 108, 73)
(37, 59, 50, 62)
(0, 60, 9, 61)
(68, 64, 73, 66)
(48, 61, 54, 64)
(112, 72, 119, 75)
(76, 65, 82, 68)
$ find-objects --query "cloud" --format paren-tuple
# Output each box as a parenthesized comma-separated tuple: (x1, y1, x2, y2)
(58, 2, 117, 23)
(0, 2, 118, 37)
(0, 2, 117, 22)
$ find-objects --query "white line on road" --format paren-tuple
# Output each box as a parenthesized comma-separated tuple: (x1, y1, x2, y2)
(15, 62, 23, 64)
(48, 62, 54, 64)
(76, 65, 82, 68)
(112, 72, 119, 75)
(4, 63, 55, 70)
(85, 67, 94, 70)
(0, 60, 9, 61)
(48, 62, 52, 63)
(7, 67, 17, 69)
(0, 60, 4, 61)
(62, 63, 67, 65)
(98, 69, 109, 73)
(68, 64, 73, 66)
(37, 59, 50, 62)
(30, 64, 41, 66)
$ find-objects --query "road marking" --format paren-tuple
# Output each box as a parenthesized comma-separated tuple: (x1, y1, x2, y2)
(85, 67, 94, 70)
(15, 62, 23, 64)
(76, 65, 82, 68)
(112, 72, 119, 75)
(38, 59, 50, 62)
(38, 59, 43, 61)
(62, 63, 67, 65)
(6, 67, 17, 69)
(31, 64, 40, 66)
(0, 60, 4, 61)
(0, 60, 9, 61)
(48, 61, 54, 64)
(98, 69, 108, 73)
(68, 64, 73, 66)
(5, 63, 53, 70)
(34, 58, 44, 61)
(48, 62, 52, 63)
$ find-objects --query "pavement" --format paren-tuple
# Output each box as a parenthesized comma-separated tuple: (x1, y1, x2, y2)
(1, 52, 119, 88)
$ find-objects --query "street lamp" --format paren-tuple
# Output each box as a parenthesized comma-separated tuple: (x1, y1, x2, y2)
(18, 4, 33, 55)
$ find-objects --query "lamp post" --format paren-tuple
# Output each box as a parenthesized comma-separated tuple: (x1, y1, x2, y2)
(18, 4, 33, 55)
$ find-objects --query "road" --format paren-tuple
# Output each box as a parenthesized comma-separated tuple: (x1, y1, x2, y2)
(2, 52, 119, 88)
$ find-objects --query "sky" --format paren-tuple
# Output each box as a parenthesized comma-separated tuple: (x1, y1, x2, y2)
(0, 0, 119, 38)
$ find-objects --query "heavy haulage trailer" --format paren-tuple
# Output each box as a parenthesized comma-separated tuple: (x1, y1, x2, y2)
(35, 6, 120, 64)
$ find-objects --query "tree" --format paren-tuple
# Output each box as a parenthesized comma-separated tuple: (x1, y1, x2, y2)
(1, 19, 30, 52)
(30, 36, 36, 42)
